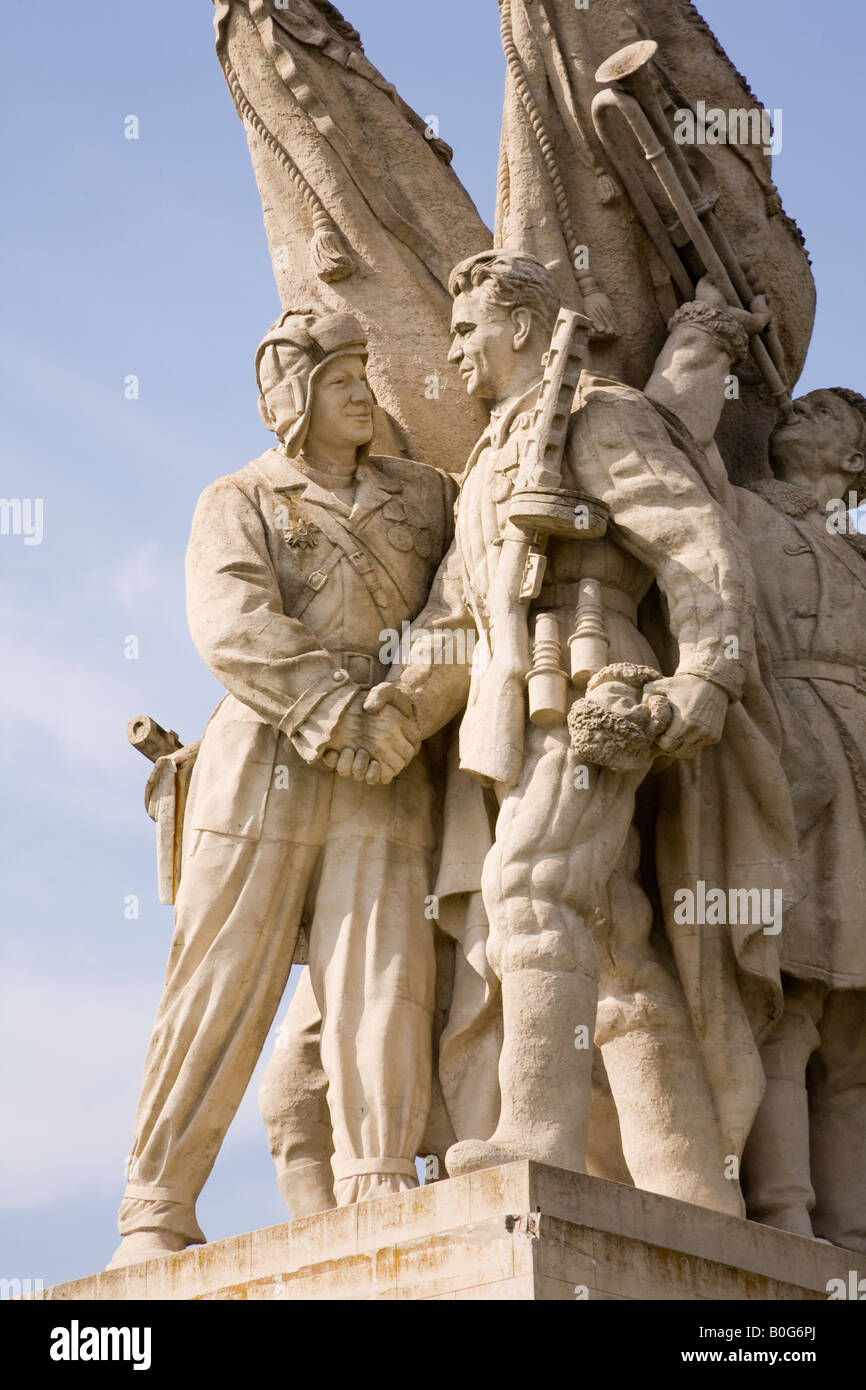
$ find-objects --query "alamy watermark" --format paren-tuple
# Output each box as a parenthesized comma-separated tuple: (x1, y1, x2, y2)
(0, 1277, 44, 1299)
(49, 1321, 152, 1370)
(379, 621, 476, 667)
(826, 494, 866, 535)
(0, 498, 43, 545)
(674, 102, 782, 157)
(673, 880, 783, 935)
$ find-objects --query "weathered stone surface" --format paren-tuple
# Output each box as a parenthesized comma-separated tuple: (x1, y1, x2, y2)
(105, 3, 865, 1287)
(44, 1167, 866, 1301)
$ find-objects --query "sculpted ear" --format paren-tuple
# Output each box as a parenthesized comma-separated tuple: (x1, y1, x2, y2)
(511, 306, 533, 351)
(843, 450, 865, 476)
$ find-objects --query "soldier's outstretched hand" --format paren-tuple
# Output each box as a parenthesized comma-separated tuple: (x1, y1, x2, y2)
(359, 703, 422, 785)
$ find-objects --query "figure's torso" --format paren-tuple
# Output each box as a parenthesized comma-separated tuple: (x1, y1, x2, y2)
(237, 449, 455, 661)
(739, 483, 866, 669)
(455, 390, 653, 638)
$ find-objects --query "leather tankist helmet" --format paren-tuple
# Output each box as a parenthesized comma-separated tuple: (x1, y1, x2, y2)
(255, 309, 368, 456)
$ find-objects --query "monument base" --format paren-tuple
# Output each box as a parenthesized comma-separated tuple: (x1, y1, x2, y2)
(38, 1164, 864, 1301)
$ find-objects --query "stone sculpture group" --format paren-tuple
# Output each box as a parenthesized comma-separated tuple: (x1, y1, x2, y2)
(110, 0, 865, 1270)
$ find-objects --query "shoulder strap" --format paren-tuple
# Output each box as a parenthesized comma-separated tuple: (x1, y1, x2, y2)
(308, 505, 412, 620)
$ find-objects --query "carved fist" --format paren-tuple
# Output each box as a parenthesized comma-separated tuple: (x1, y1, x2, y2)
(644, 673, 729, 759)
(695, 274, 771, 338)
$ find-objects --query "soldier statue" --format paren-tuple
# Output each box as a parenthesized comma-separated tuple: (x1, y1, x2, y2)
(110, 310, 457, 1266)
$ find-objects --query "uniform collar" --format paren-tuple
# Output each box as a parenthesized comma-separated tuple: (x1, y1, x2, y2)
(462, 381, 541, 480)
(264, 449, 401, 521)
(488, 382, 540, 448)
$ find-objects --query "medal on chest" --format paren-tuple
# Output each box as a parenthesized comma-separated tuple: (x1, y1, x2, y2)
(382, 497, 433, 558)
(278, 495, 321, 549)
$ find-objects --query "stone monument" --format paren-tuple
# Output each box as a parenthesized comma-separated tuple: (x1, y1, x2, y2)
(39, 0, 866, 1301)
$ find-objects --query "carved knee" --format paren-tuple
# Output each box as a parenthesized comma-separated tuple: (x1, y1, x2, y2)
(485, 892, 599, 977)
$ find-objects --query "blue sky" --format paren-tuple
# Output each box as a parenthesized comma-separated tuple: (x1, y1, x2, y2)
(1, 0, 864, 1288)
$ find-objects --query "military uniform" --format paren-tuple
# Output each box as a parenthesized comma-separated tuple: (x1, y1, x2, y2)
(736, 481, 866, 1252)
(395, 372, 757, 1212)
(118, 447, 455, 1243)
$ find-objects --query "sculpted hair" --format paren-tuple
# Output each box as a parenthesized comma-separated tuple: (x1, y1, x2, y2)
(448, 250, 560, 336)
(829, 388, 866, 452)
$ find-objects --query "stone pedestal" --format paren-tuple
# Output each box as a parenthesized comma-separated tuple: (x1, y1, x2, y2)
(39, 1165, 865, 1301)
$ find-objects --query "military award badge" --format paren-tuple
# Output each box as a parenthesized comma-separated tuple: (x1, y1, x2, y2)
(277, 495, 321, 550)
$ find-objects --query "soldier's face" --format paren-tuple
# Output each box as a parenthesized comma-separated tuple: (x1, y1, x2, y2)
(770, 390, 862, 485)
(306, 355, 374, 453)
(449, 289, 523, 402)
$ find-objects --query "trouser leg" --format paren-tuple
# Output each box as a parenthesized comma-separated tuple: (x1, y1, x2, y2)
(437, 890, 503, 1146)
(586, 1047, 632, 1185)
(597, 831, 744, 1216)
(117, 830, 315, 1243)
(259, 966, 335, 1219)
(742, 976, 825, 1237)
(809, 989, 866, 1254)
(308, 828, 435, 1206)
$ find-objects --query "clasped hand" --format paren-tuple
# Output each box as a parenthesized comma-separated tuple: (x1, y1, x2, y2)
(320, 684, 421, 785)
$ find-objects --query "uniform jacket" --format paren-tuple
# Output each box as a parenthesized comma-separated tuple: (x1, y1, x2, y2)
(735, 482, 866, 986)
(184, 448, 455, 841)
(398, 371, 756, 739)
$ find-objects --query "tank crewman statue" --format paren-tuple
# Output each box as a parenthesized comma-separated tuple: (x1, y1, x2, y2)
(109, 310, 456, 1267)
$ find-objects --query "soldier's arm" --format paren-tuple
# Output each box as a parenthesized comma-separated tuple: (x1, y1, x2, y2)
(567, 386, 757, 703)
(644, 283, 770, 499)
(186, 476, 359, 752)
(378, 528, 477, 740)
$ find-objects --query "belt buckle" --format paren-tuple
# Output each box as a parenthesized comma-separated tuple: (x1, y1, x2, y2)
(344, 652, 375, 689)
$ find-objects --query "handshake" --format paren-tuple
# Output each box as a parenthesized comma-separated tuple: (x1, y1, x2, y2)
(319, 682, 422, 785)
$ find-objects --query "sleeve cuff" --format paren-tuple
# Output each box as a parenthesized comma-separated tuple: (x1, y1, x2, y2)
(677, 661, 745, 701)
(288, 683, 359, 763)
(667, 301, 750, 364)
(280, 668, 359, 738)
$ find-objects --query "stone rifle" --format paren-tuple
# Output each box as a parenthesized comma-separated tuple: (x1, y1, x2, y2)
(458, 307, 608, 789)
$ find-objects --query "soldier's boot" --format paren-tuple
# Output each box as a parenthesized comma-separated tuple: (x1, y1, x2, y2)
(444, 966, 596, 1178)
(600, 1018, 746, 1218)
(275, 1158, 336, 1220)
(742, 1072, 814, 1236)
(106, 1230, 189, 1270)
(258, 968, 336, 1220)
(741, 980, 823, 1237)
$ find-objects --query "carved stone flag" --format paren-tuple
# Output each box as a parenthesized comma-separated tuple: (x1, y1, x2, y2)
(213, 0, 492, 474)
(496, 0, 816, 481)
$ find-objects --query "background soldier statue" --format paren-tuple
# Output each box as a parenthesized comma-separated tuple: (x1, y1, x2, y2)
(647, 279, 866, 1255)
